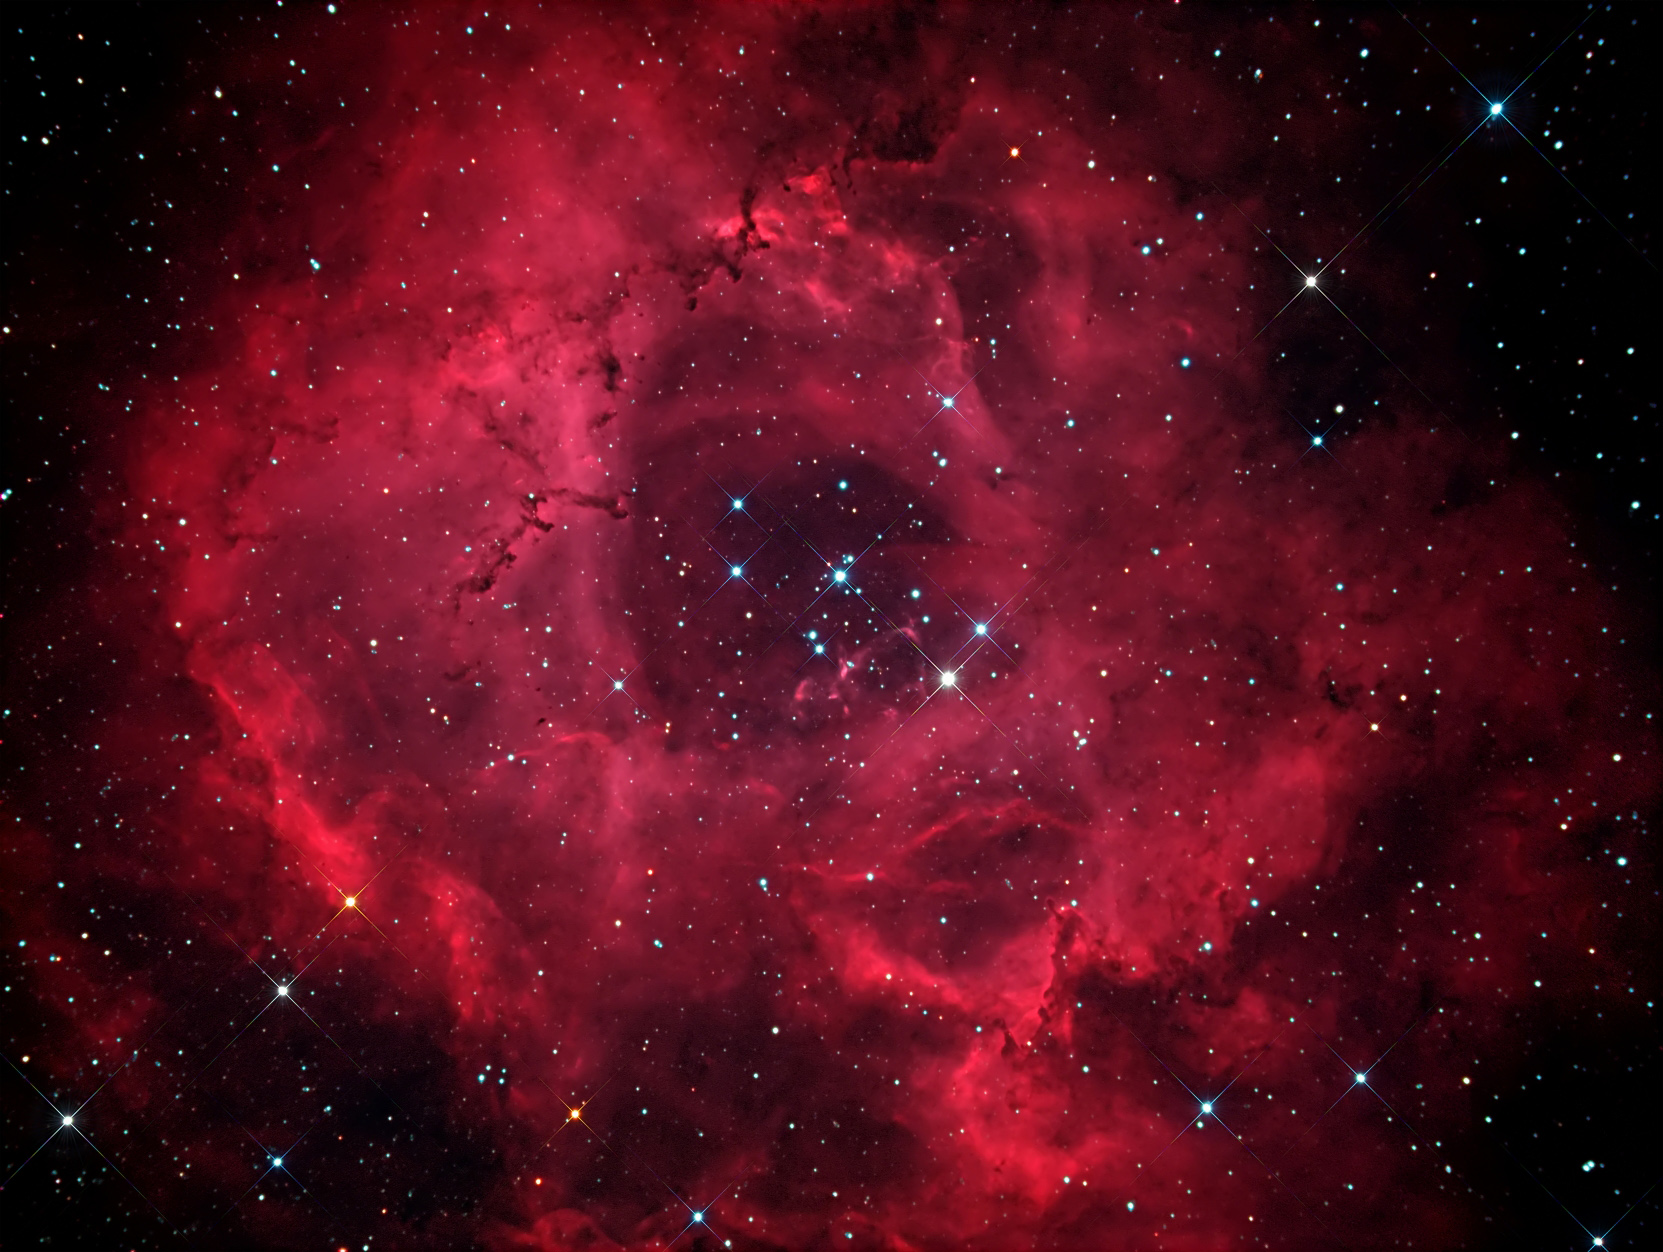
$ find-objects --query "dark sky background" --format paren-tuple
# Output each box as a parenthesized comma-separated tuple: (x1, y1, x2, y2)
(3, 4, 1657, 1250)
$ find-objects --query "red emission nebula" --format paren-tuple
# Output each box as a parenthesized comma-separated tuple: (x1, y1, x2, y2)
(4, 5, 1658, 1252)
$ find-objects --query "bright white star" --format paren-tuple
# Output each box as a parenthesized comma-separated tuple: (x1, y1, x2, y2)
(730, 565, 743, 578)
(940, 670, 958, 688)
(277, 985, 289, 996)
(834, 570, 846, 582)
(1490, 102, 1502, 115)
(62, 1115, 74, 1127)
(1305, 275, 1318, 287)
(941, 396, 955, 408)
(1355, 1072, 1368, 1084)
(1201, 1102, 1212, 1114)
(693, 1211, 705, 1223)
(613, 680, 624, 691)
(732, 498, 744, 510)
(1312, 436, 1324, 447)
(272, 1156, 283, 1168)
(974, 623, 987, 635)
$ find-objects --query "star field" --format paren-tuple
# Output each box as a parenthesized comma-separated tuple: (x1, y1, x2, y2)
(2, 4, 1657, 1250)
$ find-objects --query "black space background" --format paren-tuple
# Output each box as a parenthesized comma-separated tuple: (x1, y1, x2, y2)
(3, 4, 1658, 1250)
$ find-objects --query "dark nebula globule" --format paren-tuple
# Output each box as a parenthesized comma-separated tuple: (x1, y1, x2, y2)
(3, 4, 1659, 1250)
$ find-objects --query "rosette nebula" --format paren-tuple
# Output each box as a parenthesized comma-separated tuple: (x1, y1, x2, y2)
(4, 4, 1657, 1250)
